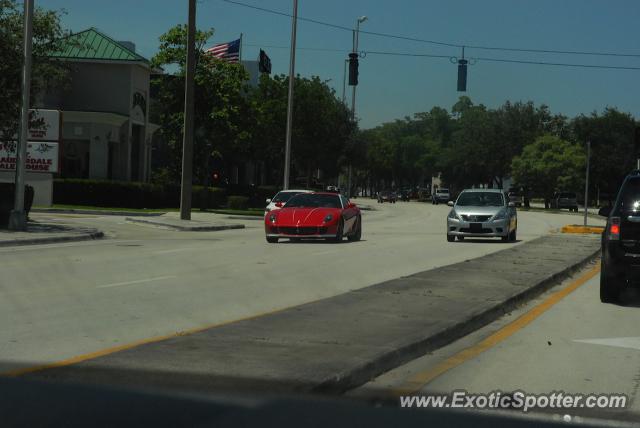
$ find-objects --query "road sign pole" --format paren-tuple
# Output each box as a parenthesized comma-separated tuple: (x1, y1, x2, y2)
(9, 0, 34, 231)
(283, 0, 298, 190)
(179, 0, 196, 220)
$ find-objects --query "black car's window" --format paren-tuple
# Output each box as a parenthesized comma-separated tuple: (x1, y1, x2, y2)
(619, 177, 640, 213)
(285, 194, 341, 209)
(456, 192, 504, 207)
(273, 191, 302, 203)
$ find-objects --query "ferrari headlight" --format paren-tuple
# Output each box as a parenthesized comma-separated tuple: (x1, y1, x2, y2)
(492, 209, 507, 221)
(324, 214, 333, 222)
(448, 209, 460, 220)
(269, 213, 277, 223)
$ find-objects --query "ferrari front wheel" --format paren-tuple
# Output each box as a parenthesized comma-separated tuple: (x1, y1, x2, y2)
(348, 216, 362, 242)
(266, 236, 278, 243)
(331, 219, 344, 243)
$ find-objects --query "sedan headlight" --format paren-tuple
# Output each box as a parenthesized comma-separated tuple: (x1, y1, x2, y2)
(324, 214, 333, 222)
(269, 213, 277, 223)
(492, 209, 507, 221)
(448, 209, 460, 220)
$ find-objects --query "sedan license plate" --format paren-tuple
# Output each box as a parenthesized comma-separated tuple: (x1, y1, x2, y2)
(470, 223, 482, 232)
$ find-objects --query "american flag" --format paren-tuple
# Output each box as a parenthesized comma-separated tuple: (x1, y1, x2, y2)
(205, 39, 241, 63)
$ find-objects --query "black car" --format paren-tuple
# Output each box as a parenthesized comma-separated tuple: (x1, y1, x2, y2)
(599, 170, 640, 302)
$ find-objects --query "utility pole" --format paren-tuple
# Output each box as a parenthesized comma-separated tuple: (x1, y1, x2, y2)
(283, 0, 298, 190)
(584, 141, 591, 227)
(179, 0, 196, 220)
(348, 16, 367, 198)
(342, 58, 348, 104)
(9, 0, 34, 231)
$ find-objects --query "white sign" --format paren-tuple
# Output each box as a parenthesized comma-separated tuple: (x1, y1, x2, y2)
(0, 141, 59, 173)
(11, 109, 60, 141)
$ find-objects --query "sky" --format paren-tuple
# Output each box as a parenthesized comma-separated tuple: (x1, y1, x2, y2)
(36, 0, 640, 129)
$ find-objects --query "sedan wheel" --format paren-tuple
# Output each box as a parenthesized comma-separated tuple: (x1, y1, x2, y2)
(600, 263, 623, 303)
(509, 229, 517, 242)
(447, 234, 455, 242)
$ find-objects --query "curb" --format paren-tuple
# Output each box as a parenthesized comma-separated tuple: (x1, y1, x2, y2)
(125, 217, 245, 232)
(561, 225, 604, 234)
(0, 231, 104, 247)
(32, 208, 166, 217)
(314, 244, 602, 394)
(226, 215, 263, 221)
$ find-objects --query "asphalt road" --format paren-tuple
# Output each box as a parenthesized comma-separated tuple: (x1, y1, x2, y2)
(350, 262, 640, 425)
(0, 201, 602, 374)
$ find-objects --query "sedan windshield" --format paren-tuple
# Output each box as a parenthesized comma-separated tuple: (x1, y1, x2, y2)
(285, 194, 342, 209)
(456, 192, 504, 207)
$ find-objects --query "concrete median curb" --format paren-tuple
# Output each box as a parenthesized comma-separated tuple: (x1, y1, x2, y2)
(0, 230, 104, 247)
(32, 208, 166, 217)
(561, 225, 604, 234)
(125, 216, 245, 231)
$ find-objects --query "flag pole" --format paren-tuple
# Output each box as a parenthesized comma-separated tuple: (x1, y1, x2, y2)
(239, 33, 243, 62)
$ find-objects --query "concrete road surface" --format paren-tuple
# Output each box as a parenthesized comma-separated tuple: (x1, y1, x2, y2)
(0, 202, 602, 374)
(350, 262, 640, 424)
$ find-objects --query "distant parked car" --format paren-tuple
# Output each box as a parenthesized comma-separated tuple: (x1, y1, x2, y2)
(432, 188, 451, 205)
(550, 192, 579, 212)
(265, 189, 311, 213)
(446, 189, 517, 242)
(508, 190, 524, 207)
(398, 189, 411, 201)
(378, 191, 397, 203)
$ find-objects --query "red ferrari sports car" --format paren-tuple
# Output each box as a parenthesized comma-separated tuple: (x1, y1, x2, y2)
(265, 192, 362, 243)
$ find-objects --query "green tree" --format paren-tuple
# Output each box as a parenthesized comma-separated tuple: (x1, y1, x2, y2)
(0, 0, 71, 139)
(511, 135, 586, 207)
(150, 24, 254, 185)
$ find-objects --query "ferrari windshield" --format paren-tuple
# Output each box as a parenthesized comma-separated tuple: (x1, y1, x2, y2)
(285, 194, 342, 209)
(456, 192, 504, 207)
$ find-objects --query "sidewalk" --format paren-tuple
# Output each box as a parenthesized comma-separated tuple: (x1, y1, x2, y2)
(125, 211, 246, 231)
(28, 234, 601, 395)
(0, 221, 104, 247)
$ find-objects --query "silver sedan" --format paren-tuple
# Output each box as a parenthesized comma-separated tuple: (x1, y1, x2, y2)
(446, 189, 517, 242)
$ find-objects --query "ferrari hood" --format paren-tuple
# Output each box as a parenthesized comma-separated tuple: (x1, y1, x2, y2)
(275, 207, 340, 225)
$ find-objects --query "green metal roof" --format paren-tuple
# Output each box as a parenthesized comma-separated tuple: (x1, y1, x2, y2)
(50, 28, 149, 64)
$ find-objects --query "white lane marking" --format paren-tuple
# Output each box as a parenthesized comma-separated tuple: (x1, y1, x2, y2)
(574, 337, 640, 351)
(96, 275, 176, 289)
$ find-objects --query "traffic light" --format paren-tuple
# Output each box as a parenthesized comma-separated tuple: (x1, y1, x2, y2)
(457, 59, 468, 92)
(348, 52, 359, 86)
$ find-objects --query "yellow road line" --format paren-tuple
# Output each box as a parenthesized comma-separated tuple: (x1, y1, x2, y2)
(1, 305, 293, 378)
(391, 262, 601, 396)
(561, 225, 604, 234)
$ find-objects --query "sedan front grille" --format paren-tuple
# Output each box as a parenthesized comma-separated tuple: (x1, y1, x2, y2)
(460, 215, 492, 222)
(459, 227, 493, 234)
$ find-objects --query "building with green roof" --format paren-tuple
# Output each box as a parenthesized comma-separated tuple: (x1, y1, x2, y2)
(35, 28, 158, 182)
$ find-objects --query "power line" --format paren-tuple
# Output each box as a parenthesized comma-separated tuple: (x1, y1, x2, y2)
(218, 0, 640, 59)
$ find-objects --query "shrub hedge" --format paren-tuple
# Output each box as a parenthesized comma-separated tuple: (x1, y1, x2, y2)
(227, 195, 250, 210)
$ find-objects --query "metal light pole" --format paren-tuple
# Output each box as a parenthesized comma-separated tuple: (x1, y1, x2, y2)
(283, 0, 298, 190)
(179, 0, 196, 220)
(9, 0, 34, 231)
(584, 141, 591, 227)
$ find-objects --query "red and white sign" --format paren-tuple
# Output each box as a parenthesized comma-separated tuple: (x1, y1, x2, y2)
(28, 109, 60, 141)
(0, 141, 59, 173)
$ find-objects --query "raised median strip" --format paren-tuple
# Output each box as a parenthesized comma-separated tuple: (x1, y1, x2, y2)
(561, 224, 605, 234)
(125, 216, 245, 231)
(0, 223, 104, 247)
(32, 208, 166, 217)
(24, 234, 600, 395)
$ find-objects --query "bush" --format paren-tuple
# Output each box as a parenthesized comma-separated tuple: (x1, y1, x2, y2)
(0, 183, 34, 227)
(53, 179, 226, 209)
(227, 195, 249, 210)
